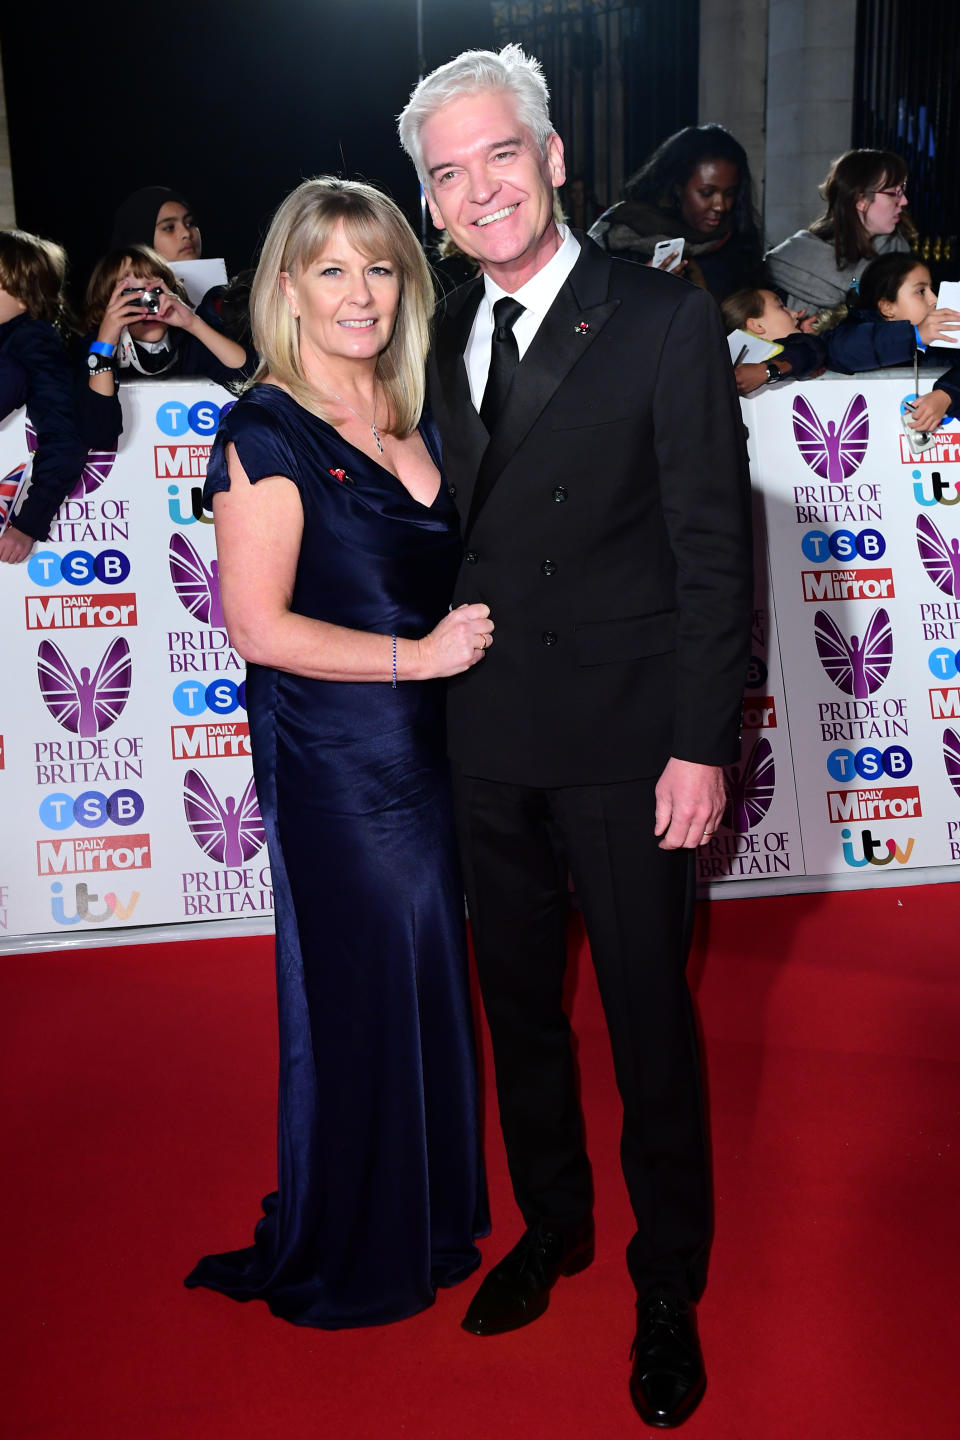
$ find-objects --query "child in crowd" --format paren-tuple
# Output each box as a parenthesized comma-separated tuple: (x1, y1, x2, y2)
(110, 187, 201, 262)
(0, 229, 87, 562)
(826, 253, 960, 430)
(82, 245, 256, 442)
(721, 287, 828, 394)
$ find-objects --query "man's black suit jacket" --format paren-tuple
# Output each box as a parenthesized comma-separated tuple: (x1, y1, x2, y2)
(429, 233, 753, 789)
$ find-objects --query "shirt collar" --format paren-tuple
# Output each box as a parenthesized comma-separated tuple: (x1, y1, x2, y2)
(481, 225, 581, 320)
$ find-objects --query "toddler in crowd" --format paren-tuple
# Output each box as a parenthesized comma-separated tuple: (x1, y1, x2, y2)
(0, 229, 87, 562)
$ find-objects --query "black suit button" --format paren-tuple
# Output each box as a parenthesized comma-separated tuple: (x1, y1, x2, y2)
(465, 550, 478, 565)
(540, 559, 557, 576)
(553, 486, 568, 503)
(542, 630, 558, 646)
(448, 484, 457, 497)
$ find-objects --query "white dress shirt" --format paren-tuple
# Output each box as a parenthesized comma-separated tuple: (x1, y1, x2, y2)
(465, 225, 582, 411)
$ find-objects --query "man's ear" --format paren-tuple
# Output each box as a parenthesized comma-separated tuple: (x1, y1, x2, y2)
(426, 191, 445, 232)
(546, 131, 566, 189)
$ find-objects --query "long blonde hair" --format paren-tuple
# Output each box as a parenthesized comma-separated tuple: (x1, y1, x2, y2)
(250, 177, 434, 436)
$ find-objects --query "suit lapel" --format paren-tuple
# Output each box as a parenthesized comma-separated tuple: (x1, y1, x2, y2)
(433, 281, 488, 496)
(464, 237, 620, 540)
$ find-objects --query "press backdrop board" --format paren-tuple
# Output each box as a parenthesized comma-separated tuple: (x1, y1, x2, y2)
(1, 372, 957, 947)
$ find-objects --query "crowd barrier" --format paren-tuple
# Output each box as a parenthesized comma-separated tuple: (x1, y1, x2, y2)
(1, 371, 956, 949)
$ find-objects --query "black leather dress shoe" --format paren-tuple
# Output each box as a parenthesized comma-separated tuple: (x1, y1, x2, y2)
(461, 1219, 595, 1335)
(629, 1291, 706, 1428)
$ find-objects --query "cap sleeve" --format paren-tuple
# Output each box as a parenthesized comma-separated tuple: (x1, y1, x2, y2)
(203, 396, 301, 505)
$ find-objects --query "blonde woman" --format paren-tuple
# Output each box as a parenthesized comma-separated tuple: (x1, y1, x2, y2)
(185, 177, 492, 1328)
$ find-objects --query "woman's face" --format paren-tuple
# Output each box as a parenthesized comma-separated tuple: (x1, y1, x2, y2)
(677, 159, 739, 235)
(856, 180, 908, 238)
(280, 222, 401, 367)
(881, 264, 937, 325)
(153, 202, 201, 261)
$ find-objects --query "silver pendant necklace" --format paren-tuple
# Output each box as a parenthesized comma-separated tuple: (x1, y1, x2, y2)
(323, 384, 384, 454)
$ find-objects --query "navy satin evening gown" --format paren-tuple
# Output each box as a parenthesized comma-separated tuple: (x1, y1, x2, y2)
(185, 384, 488, 1327)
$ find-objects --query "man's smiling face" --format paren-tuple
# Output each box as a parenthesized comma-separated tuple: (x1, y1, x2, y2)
(420, 87, 565, 290)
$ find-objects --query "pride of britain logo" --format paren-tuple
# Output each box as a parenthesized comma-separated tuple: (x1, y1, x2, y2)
(793, 394, 869, 482)
(814, 608, 892, 697)
(182, 770, 265, 865)
(169, 534, 224, 627)
(721, 738, 775, 833)
(37, 639, 132, 736)
(916, 515, 960, 595)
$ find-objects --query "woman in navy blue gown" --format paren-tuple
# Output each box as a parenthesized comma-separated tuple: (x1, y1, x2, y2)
(184, 178, 493, 1328)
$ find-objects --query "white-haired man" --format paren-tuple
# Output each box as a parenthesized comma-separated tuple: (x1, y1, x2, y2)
(399, 46, 751, 1428)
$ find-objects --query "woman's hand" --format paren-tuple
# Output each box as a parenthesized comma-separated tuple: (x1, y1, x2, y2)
(0, 524, 34, 563)
(906, 389, 951, 431)
(918, 309, 960, 348)
(647, 250, 688, 276)
(416, 603, 493, 678)
(97, 276, 156, 346)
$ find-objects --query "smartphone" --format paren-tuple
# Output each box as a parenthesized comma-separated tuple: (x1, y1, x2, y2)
(652, 237, 685, 272)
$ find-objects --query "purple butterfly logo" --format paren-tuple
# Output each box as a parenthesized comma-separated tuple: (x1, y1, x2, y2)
(722, 737, 775, 833)
(916, 514, 960, 596)
(37, 637, 131, 736)
(793, 394, 869, 481)
(169, 533, 225, 627)
(943, 728, 960, 800)
(814, 608, 893, 698)
(183, 769, 265, 865)
(26, 421, 116, 499)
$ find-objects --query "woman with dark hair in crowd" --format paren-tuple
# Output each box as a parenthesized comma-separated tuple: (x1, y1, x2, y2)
(0, 229, 87, 561)
(766, 149, 915, 317)
(588, 123, 765, 301)
(109, 186, 201, 262)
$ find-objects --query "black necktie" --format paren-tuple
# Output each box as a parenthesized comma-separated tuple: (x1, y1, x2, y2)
(479, 297, 525, 432)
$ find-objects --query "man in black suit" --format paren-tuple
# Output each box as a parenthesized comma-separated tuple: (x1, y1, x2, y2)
(399, 45, 751, 1428)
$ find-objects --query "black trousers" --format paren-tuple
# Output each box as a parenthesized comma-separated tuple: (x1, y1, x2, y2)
(452, 767, 711, 1300)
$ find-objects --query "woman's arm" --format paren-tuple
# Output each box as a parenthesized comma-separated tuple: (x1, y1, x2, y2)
(215, 444, 492, 680)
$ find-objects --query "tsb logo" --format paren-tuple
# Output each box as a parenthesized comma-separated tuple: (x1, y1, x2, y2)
(826, 745, 912, 783)
(39, 789, 145, 831)
(801, 529, 886, 563)
(28, 549, 131, 587)
(156, 400, 234, 437)
(928, 648, 960, 679)
(172, 679, 247, 716)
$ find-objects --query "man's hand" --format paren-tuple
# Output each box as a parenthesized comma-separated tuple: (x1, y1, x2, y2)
(654, 757, 726, 850)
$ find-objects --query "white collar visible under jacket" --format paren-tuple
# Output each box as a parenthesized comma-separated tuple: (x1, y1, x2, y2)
(465, 224, 581, 411)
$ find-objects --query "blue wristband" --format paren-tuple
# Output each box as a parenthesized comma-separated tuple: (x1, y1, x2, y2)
(89, 340, 116, 357)
(914, 325, 927, 354)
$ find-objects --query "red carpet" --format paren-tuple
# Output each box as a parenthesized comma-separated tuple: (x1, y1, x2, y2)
(2, 885, 957, 1438)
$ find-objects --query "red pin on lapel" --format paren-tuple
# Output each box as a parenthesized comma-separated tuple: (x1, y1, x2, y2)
(575, 321, 590, 335)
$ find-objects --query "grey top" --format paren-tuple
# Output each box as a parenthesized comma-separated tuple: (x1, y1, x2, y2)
(765, 228, 910, 311)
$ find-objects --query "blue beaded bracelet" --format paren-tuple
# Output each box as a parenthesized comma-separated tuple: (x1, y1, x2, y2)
(89, 340, 116, 357)
(391, 634, 397, 688)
